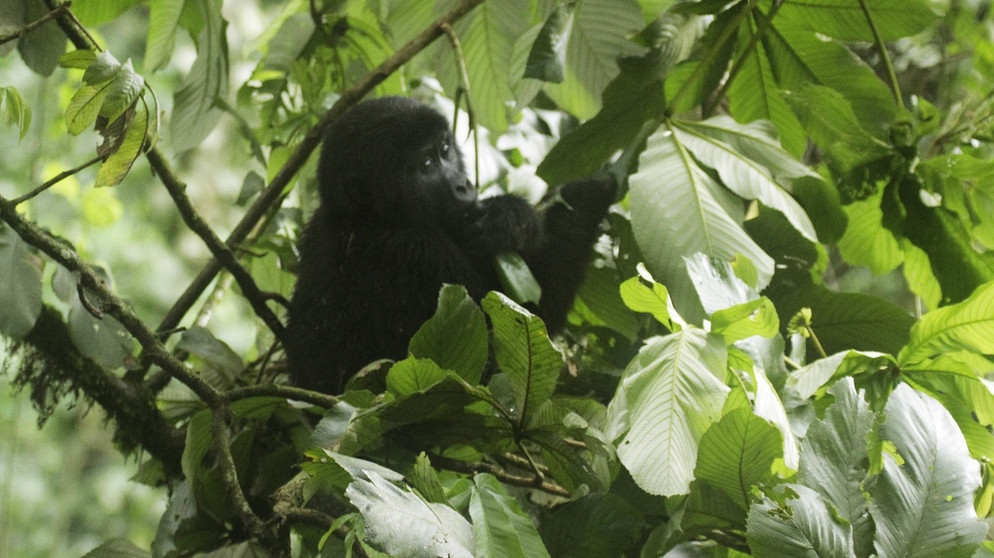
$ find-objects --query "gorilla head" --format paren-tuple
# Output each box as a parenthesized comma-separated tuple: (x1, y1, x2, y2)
(317, 97, 476, 232)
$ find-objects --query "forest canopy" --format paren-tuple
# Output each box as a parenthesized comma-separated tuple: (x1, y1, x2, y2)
(3, 0, 994, 556)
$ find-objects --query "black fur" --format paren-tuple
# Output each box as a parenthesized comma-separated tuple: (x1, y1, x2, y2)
(285, 97, 614, 394)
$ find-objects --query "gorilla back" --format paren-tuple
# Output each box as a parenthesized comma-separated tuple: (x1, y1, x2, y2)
(285, 97, 614, 394)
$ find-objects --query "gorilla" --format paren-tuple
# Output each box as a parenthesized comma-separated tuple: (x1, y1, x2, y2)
(285, 97, 615, 394)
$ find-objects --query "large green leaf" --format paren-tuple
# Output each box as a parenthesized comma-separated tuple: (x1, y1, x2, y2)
(784, 84, 892, 173)
(900, 281, 994, 366)
(629, 123, 775, 319)
(777, 284, 914, 356)
(727, 16, 806, 157)
(145, 0, 185, 72)
(870, 384, 987, 558)
(538, 493, 643, 558)
(483, 292, 564, 425)
(675, 117, 818, 243)
(695, 407, 781, 511)
(605, 328, 729, 496)
(664, 3, 740, 114)
(537, 9, 702, 186)
(796, 378, 875, 556)
(469, 474, 550, 558)
(542, 0, 646, 119)
(171, 0, 228, 152)
(837, 187, 904, 274)
(446, 0, 533, 132)
(408, 285, 488, 385)
(747, 483, 858, 557)
(775, 0, 936, 42)
(0, 224, 42, 340)
(346, 471, 475, 558)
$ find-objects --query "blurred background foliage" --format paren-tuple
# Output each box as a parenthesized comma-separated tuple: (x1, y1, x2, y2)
(4, 0, 994, 555)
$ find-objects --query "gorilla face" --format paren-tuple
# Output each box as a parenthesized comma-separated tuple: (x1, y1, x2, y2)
(317, 97, 476, 230)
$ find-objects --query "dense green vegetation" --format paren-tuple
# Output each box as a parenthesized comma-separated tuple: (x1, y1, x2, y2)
(3, 0, 994, 556)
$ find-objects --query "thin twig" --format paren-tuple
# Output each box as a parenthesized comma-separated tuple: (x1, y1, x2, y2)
(224, 384, 339, 409)
(10, 156, 102, 206)
(429, 453, 570, 498)
(0, 2, 70, 46)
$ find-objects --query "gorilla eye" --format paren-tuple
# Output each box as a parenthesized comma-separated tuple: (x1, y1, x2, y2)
(422, 155, 434, 168)
(440, 140, 450, 155)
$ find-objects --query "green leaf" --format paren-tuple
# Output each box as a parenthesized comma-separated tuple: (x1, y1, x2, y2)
(483, 292, 564, 424)
(182, 409, 213, 483)
(542, 0, 647, 119)
(145, 0, 185, 72)
(664, 3, 740, 113)
(82, 51, 122, 85)
(777, 0, 937, 42)
(900, 238, 942, 311)
(577, 265, 640, 341)
(695, 407, 782, 511)
(81, 538, 150, 558)
(445, 0, 530, 132)
(347, 472, 475, 558)
(784, 84, 892, 172)
(65, 83, 111, 135)
(796, 378, 875, 556)
(1, 86, 31, 139)
(906, 368, 994, 461)
(409, 285, 488, 384)
(899, 176, 994, 304)
(72, 0, 142, 26)
(747, 483, 858, 557)
(673, 118, 817, 243)
(837, 188, 904, 274)
(605, 328, 729, 496)
(95, 103, 149, 187)
(386, 358, 450, 395)
(99, 59, 144, 123)
(870, 384, 987, 558)
(261, 12, 316, 73)
(495, 251, 542, 306)
(171, 0, 228, 152)
(59, 267, 135, 370)
(339, 377, 510, 455)
(900, 281, 994, 366)
(727, 17, 807, 157)
(629, 122, 775, 321)
(524, 7, 566, 83)
(619, 263, 680, 330)
(536, 12, 698, 185)
(409, 453, 446, 504)
(711, 298, 779, 342)
(470, 473, 550, 558)
(18, 0, 65, 76)
(777, 284, 914, 356)
(538, 493, 643, 558)
(176, 325, 244, 384)
(0, 224, 42, 339)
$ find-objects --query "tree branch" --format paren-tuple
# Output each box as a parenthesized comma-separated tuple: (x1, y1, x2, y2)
(11, 305, 184, 476)
(0, 194, 222, 407)
(0, 2, 70, 46)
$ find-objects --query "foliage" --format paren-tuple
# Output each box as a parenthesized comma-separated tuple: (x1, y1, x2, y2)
(2, 0, 994, 556)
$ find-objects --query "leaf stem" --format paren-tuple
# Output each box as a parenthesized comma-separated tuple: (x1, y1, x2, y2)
(858, 0, 904, 110)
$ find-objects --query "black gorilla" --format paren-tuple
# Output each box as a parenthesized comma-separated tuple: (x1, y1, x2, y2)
(285, 97, 615, 394)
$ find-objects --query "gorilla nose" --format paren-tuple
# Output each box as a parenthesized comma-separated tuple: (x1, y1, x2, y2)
(453, 181, 476, 202)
